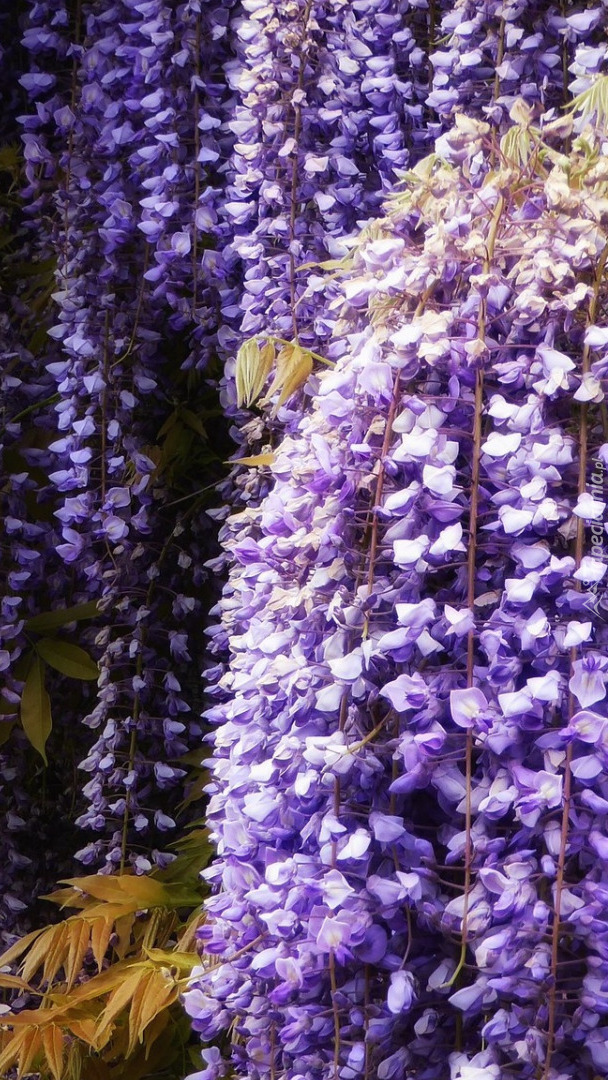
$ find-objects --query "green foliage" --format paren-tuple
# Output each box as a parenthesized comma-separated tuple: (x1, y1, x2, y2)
(130, 366, 231, 509)
(0, 143, 20, 180)
(4, 603, 101, 761)
(20, 655, 52, 764)
(24, 601, 100, 635)
(35, 639, 99, 681)
(153, 403, 211, 484)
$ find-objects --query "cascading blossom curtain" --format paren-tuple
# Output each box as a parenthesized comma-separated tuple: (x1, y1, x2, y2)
(184, 97, 608, 1080)
(2, 2, 608, 1079)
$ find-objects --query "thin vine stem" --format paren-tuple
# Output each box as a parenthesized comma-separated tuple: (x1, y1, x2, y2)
(100, 309, 110, 504)
(60, 0, 82, 286)
(361, 371, 402, 641)
(543, 239, 608, 1078)
(288, 0, 315, 343)
(447, 194, 504, 992)
(119, 514, 192, 871)
(329, 951, 341, 1080)
(191, 12, 202, 319)
(493, 19, 505, 105)
(0, 393, 60, 439)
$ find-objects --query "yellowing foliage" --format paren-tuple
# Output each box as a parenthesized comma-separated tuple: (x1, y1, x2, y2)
(0, 838, 210, 1079)
(235, 333, 324, 413)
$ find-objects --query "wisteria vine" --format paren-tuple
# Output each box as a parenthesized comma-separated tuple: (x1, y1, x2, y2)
(186, 86, 608, 1080)
(3, 3, 608, 1080)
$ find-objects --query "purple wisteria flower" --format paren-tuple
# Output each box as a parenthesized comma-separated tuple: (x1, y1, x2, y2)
(187, 78, 608, 1080)
(7, 0, 234, 882)
(6, 1, 608, 1077)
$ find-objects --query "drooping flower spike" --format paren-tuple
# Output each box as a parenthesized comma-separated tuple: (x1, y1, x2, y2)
(187, 93, 608, 1079)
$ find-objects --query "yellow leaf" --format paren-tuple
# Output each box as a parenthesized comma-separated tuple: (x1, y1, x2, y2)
(508, 97, 533, 127)
(259, 343, 313, 417)
(296, 257, 346, 271)
(0, 1005, 58, 1028)
(65, 1016, 99, 1046)
(41, 885, 88, 910)
(65, 1040, 87, 1080)
(65, 918, 91, 990)
(140, 906, 164, 952)
(231, 452, 276, 467)
(235, 338, 259, 407)
(113, 912, 136, 960)
(136, 980, 177, 1053)
(0, 974, 33, 993)
(142, 1008, 170, 1058)
(177, 914, 204, 954)
(0, 1030, 25, 1075)
(60, 872, 169, 908)
(61, 963, 133, 1007)
(42, 1025, 64, 1080)
(42, 920, 70, 985)
(251, 340, 275, 407)
(69, 900, 132, 922)
(114, 874, 177, 906)
(139, 964, 177, 1008)
(235, 338, 275, 408)
(20, 654, 52, 763)
(90, 915, 113, 973)
(127, 968, 156, 1055)
(96, 968, 144, 1045)
(17, 1025, 42, 1078)
(0, 927, 45, 971)
(22, 924, 61, 983)
(143, 947, 199, 975)
(58, 875, 125, 903)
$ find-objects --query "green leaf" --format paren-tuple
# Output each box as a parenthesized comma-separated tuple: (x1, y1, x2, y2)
(159, 423, 191, 468)
(35, 639, 99, 680)
(156, 409, 179, 440)
(0, 144, 20, 176)
(28, 326, 50, 356)
(179, 408, 207, 438)
(25, 600, 99, 634)
(20, 655, 52, 763)
(0, 721, 15, 747)
(0, 693, 17, 715)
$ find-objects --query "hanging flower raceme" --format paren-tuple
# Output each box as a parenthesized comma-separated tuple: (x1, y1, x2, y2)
(430, 0, 608, 122)
(211, 2, 453, 700)
(0, 0, 109, 934)
(9, 0, 234, 876)
(217, 0, 451, 415)
(187, 94, 608, 1080)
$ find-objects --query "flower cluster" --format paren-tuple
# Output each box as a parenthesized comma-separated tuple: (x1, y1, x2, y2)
(217, 0, 447, 420)
(0, 0, 102, 937)
(4, 0, 234, 883)
(186, 99, 608, 1079)
(430, 0, 608, 121)
(5, 1, 608, 1077)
